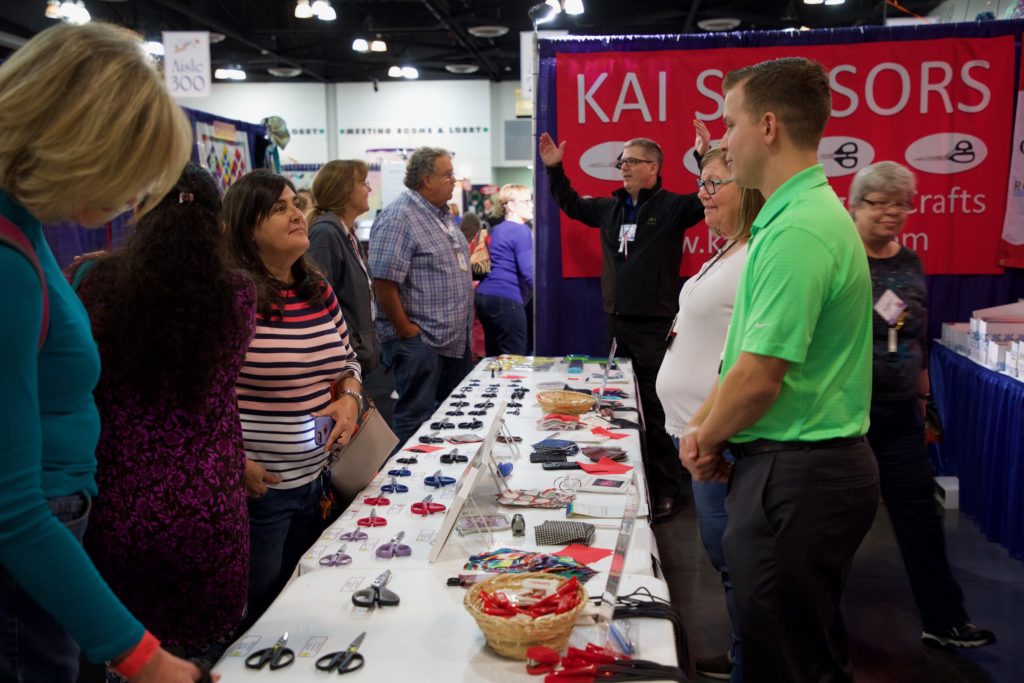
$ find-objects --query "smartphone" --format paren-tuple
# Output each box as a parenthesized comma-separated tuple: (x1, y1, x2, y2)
(313, 415, 335, 447)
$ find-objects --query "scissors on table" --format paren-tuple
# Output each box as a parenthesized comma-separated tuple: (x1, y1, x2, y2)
(419, 431, 444, 444)
(440, 449, 468, 465)
(363, 486, 390, 506)
(424, 469, 456, 488)
(352, 570, 400, 608)
(319, 544, 352, 567)
(410, 494, 446, 516)
(386, 464, 412, 477)
(357, 508, 387, 527)
(396, 454, 418, 465)
(376, 530, 411, 558)
(316, 632, 367, 675)
(380, 476, 408, 494)
(244, 632, 295, 671)
(340, 526, 368, 542)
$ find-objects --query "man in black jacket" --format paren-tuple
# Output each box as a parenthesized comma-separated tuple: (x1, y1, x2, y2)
(539, 131, 706, 520)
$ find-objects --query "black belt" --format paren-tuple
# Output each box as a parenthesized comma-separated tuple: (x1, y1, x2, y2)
(728, 436, 865, 459)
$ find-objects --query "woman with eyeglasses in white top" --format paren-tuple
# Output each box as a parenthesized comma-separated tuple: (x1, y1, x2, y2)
(656, 125, 765, 682)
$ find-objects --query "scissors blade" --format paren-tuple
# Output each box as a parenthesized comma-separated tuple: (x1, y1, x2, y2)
(276, 632, 289, 647)
(374, 569, 392, 587)
(348, 632, 367, 652)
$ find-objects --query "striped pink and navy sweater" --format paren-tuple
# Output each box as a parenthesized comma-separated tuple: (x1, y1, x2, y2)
(236, 283, 362, 489)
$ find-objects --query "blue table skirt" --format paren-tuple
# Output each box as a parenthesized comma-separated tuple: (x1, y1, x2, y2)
(931, 344, 1024, 561)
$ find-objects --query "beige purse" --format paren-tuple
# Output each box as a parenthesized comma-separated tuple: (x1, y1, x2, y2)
(329, 404, 398, 499)
(470, 226, 491, 275)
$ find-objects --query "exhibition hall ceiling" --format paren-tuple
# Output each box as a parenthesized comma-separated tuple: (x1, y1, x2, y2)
(1, 1, 944, 83)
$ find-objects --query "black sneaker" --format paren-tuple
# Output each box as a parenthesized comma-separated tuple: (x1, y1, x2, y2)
(695, 652, 732, 680)
(922, 622, 997, 649)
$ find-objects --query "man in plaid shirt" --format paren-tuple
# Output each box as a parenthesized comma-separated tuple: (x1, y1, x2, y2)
(369, 147, 474, 443)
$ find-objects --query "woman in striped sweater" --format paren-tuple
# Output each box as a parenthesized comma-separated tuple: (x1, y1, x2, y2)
(223, 170, 364, 626)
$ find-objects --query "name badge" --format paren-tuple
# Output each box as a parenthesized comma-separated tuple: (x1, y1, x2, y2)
(874, 289, 906, 326)
(456, 252, 468, 272)
(617, 223, 637, 254)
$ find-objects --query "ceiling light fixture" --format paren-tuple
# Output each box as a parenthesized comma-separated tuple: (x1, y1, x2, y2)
(445, 63, 480, 74)
(60, 1, 90, 25)
(44, 0, 61, 19)
(295, 0, 313, 19)
(563, 0, 585, 15)
(268, 66, 302, 77)
(824, 0, 845, 4)
(370, 36, 387, 52)
(467, 25, 510, 38)
(802, 0, 825, 4)
(142, 40, 164, 56)
(401, 66, 419, 79)
(214, 66, 246, 80)
(388, 65, 402, 78)
(311, 0, 336, 21)
(352, 38, 369, 52)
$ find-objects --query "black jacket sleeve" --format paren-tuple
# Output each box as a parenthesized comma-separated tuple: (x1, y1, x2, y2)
(546, 163, 614, 229)
(664, 190, 706, 232)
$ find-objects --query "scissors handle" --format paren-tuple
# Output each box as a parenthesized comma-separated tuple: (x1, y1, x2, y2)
(245, 647, 294, 670)
(316, 651, 365, 673)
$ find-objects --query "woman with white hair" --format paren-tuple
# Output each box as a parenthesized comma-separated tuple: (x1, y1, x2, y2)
(849, 161, 995, 650)
(0, 22, 206, 682)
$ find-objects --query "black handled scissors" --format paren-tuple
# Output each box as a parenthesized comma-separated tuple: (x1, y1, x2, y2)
(316, 632, 367, 675)
(245, 632, 295, 670)
(822, 140, 859, 169)
(352, 570, 400, 608)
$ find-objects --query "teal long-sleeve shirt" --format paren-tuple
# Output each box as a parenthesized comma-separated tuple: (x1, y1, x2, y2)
(0, 190, 143, 662)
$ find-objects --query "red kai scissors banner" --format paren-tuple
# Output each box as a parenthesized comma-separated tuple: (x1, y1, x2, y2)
(554, 36, 1015, 277)
(999, 47, 1024, 268)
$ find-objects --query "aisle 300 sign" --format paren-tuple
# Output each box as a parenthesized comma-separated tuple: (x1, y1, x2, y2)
(162, 31, 211, 99)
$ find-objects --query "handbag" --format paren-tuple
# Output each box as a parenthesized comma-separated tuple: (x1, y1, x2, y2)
(469, 226, 491, 276)
(329, 403, 399, 499)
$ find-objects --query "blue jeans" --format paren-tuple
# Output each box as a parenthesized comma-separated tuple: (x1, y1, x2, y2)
(0, 492, 91, 682)
(674, 437, 742, 682)
(384, 335, 473, 445)
(245, 478, 325, 628)
(475, 293, 527, 356)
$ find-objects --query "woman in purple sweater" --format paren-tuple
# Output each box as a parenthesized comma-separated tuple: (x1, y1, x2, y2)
(475, 184, 535, 355)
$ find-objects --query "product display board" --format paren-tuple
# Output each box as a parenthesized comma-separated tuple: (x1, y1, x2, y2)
(215, 356, 675, 681)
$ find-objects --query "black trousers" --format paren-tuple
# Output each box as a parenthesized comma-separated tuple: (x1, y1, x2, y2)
(867, 399, 968, 630)
(607, 314, 683, 499)
(723, 440, 879, 683)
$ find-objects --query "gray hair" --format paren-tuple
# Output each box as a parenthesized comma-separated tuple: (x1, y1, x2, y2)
(848, 161, 916, 207)
(404, 147, 451, 190)
(623, 138, 663, 168)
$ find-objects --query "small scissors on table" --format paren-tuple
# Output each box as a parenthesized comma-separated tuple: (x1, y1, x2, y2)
(376, 530, 411, 558)
(363, 486, 390, 506)
(357, 508, 387, 527)
(395, 454, 418, 465)
(319, 543, 352, 567)
(380, 476, 408, 494)
(425, 469, 456, 488)
(386, 464, 412, 477)
(352, 570, 400, 608)
(410, 494, 446, 516)
(340, 526, 368, 542)
(316, 632, 367, 675)
(245, 632, 295, 671)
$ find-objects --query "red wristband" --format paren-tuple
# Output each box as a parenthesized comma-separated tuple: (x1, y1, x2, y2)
(112, 631, 160, 679)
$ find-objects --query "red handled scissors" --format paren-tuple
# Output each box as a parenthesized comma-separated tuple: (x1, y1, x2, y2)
(357, 509, 387, 527)
(410, 494, 446, 516)
(363, 486, 390, 506)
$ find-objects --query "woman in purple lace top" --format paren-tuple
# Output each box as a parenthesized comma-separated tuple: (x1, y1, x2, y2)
(70, 164, 257, 655)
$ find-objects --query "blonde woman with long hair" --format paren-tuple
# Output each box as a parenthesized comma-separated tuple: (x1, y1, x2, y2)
(475, 184, 534, 355)
(0, 22, 205, 683)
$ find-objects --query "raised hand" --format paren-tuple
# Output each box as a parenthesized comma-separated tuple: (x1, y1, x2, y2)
(693, 118, 712, 158)
(538, 132, 566, 167)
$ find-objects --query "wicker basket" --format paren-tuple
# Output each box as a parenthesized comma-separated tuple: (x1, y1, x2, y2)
(463, 572, 588, 659)
(536, 390, 596, 416)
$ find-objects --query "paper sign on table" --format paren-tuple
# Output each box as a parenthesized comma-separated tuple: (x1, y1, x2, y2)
(579, 457, 633, 475)
(591, 426, 629, 440)
(556, 543, 613, 565)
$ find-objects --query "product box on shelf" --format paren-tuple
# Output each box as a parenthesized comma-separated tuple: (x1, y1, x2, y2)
(1006, 341, 1020, 378)
(941, 322, 971, 355)
(985, 340, 1010, 371)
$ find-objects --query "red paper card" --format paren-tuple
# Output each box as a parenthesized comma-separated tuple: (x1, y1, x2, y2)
(556, 544, 613, 565)
(404, 444, 444, 453)
(591, 427, 629, 440)
(579, 457, 633, 475)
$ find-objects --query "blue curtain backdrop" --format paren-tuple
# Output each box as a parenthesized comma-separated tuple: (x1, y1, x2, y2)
(534, 20, 1024, 356)
(43, 107, 267, 269)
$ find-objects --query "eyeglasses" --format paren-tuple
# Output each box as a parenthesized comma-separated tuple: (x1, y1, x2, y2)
(697, 177, 734, 195)
(861, 198, 913, 211)
(614, 158, 654, 170)
(362, 180, 372, 190)
(435, 170, 457, 181)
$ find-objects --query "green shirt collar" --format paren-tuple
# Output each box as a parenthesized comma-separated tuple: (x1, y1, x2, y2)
(750, 164, 829, 237)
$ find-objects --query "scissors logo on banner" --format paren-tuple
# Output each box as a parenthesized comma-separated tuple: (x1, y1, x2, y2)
(905, 132, 987, 174)
(817, 136, 875, 177)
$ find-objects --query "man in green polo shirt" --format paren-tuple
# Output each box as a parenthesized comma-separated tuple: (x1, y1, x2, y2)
(679, 58, 880, 682)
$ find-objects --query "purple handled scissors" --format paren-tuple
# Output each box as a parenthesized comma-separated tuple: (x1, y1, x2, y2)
(340, 527, 368, 542)
(319, 544, 352, 567)
(375, 530, 411, 559)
